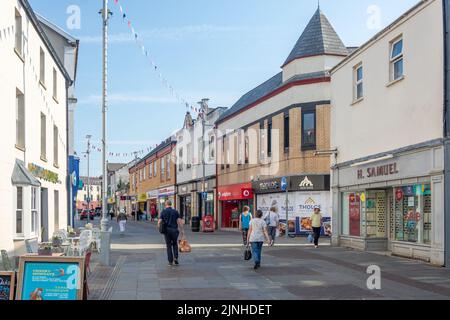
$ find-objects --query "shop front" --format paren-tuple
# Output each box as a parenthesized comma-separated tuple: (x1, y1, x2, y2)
(218, 183, 254, 229)
(146, 190, 159, 220)
(253, 175, 331, 236)
(158, 186, 176, 212)
(332, 144, 445, 265)
(137, 193, 148, 220)
(177, 184, 193, 225)
(196, 179, 216, 221)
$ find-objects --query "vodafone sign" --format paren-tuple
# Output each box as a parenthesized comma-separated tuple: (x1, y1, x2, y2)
(218, 183, 254, 201)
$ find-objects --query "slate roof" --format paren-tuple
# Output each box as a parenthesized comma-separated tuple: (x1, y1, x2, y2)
(282, 8, 348, 67)
(11, 160, 41, 187)
(217, 70, 328, 123)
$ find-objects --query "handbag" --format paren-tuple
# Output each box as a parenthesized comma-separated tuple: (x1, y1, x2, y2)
(179, 238, 192, 253)
(159, 219, 167, 234)
(244, 247, 252, 261)
(307, 232, 314, 243)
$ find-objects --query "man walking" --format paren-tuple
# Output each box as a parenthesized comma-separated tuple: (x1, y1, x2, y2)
(158, 200, 183, 266)
(117, 209, 128, 236)
(263, 207, 280, 246)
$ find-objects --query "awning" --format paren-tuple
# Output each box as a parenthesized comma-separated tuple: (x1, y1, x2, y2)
(11, 159, 41, 187)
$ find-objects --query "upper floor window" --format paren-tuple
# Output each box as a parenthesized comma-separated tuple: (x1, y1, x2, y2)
(16, 89, 25, 150)
(166, 155, 171, 180)
(40, 48, 46, 86)
(267, 119, 272, 157)
(301, 110, 316, 151)
(354, 64, 363, 100)
(15, 9, 23, 56)
(53, 125, 58, 167)
(209, 136, 215, 159)
(390, 38, 403, 81)
(148, 164, 152, 178)
(153, 161, 157, 177)
(160, 157, 165, 181)
(40, 113, 47, 160)
(284, 112, 290, 152)
(143, 166, 146, 180)
(53, 68, 58, 101)
(245, 131, 249, 164)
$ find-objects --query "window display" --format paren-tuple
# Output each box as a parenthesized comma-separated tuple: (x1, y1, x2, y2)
(394, 184, 431, 244)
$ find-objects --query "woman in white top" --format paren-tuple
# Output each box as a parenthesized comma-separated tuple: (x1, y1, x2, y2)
(247, 210, 270, 270)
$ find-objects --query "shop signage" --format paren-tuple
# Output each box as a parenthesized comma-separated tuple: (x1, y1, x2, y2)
(146, 190, 159, 199)
(218, 183, 253, 201)
(357, 163, 399, 180)
(0, 272, 15, 301)
(16, 256, 85, 300)
(28, 163, 61, 184)
(290, 175, 329, 192)
(159, 186, 175, 197)
(138, 194, 147, 202)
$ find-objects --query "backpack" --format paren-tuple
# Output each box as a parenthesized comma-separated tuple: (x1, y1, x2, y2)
(264, 212, 271, 226)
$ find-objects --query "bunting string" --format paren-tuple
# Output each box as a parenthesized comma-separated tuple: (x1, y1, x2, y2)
(112, 0, 206, 116)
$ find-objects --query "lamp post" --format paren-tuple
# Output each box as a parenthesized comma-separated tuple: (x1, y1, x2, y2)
(99, 0, 112, 266)
(198, 98, 210, 221)
(85, 135, 92, 212)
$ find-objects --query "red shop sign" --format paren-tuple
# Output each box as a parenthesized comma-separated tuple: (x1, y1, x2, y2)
(396, 189, 403, 201)
(218, 183, 253, 201)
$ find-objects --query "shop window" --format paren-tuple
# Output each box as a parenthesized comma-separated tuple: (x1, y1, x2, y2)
(16, 187, 24, 236)
(394, 185, 431, 244)
(342, 193, 362, 237)
(301, 110, 316, 151)
(31, 187, 39, 235)
(364, 191, 387, 238)
(390, 37, 403, 81)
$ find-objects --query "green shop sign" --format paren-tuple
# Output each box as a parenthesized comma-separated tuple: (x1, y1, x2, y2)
(28, 163, 61, 184)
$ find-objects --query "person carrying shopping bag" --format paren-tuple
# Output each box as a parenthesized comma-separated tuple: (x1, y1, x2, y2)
(117, 209, 128, 235)
(310, 208, 323, 248)
(247, 210, 270, 270)
(239, 206, 252, 246)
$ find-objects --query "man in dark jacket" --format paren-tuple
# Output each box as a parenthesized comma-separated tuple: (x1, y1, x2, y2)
(158, 200, 183, 266)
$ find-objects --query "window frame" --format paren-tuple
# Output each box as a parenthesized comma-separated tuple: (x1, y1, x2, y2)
(15, 186, 24, 237)
(15, 8, 23, 58)
(354, 63, 364, 101)
(267, 119, 272, 157)
(301, 109, 317, 151)
(40, 112, 47, 161)
(31, 187, 39, 237)
(390, 37, 404, 82)
(39, 48, 46, 87)
(53, 125, 59, 167)
(16, 89, 25, 150)
(284, 112, 290, 152)
(52, 68, 58, 102)
(54, 190, 59, 231)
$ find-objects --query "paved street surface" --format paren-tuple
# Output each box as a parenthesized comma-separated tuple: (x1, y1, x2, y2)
(83, 219, 450, 300)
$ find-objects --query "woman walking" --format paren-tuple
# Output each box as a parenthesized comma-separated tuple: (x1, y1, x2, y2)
(239, 206, 252, 246)
(247, 210, 270, 270)
(310, 208, 323, 248)
(117, 209, 128, 235)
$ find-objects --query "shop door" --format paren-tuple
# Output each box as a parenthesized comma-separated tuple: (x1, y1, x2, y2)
(365, 190, 387, 238)
(222, 201, 237, 228)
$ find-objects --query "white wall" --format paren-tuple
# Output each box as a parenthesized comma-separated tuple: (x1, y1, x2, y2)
(0, 0, 68, 255)
(283, 55, 344, 82)
(331, 0, 444, 164)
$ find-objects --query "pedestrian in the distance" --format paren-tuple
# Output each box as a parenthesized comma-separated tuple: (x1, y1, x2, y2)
(239, 206, 252, 246)
(310, 208, 323, 248)
(247, 210, 270, 270)
(117, 209, 128, 235)
(158, 200, 183, 267)
(263, 206, 280, 246)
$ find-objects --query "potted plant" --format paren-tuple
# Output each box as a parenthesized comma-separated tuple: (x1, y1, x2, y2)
(38, 244, 52, 256)
(52, 235, 63, 247)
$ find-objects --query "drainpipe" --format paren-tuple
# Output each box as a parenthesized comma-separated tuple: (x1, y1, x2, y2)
(443, 0, 450, 268)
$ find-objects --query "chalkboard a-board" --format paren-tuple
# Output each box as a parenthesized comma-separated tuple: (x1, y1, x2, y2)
(0, 271, 15, 301)
(16, 256, 85, 300)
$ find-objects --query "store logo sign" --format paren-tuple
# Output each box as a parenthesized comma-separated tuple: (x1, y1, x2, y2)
(305, 198, 315, 205)
(299, 176, 314, 190)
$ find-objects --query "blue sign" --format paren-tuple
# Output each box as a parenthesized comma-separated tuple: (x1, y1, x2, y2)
(202, 192, 208, 200)
(20, 261, 82, 300)
(281, 177, 288, 191)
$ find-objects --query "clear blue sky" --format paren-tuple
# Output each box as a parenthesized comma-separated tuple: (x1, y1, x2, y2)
(29, 0, 419, 176)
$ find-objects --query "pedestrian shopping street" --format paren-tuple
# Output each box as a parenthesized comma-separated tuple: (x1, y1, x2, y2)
(84, 220, 450, 300)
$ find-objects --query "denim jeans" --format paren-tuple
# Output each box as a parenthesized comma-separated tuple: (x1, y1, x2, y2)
(268, 226, 277, 244)
(164, 228, 180, 263)
(251, 242, 263, 265)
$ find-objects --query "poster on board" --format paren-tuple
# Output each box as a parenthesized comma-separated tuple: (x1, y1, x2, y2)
(0, 271, 15, 301)
(256, 191, 331, 235)
(16, 256, 85, 300)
